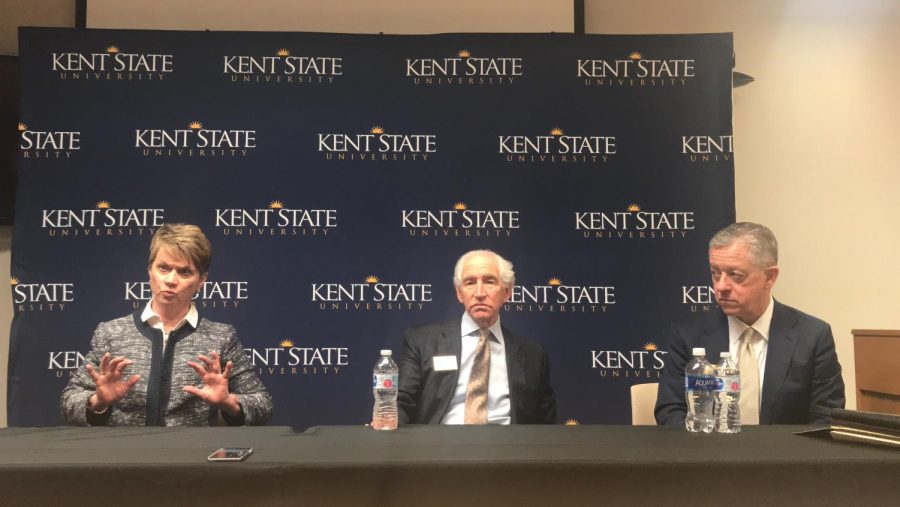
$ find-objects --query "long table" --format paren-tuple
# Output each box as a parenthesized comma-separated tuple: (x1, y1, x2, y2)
(0, 424, 897, 506)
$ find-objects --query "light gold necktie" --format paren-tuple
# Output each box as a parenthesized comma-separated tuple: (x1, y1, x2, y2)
(739, 327, 760, 425)
(464, 328, 491, 425)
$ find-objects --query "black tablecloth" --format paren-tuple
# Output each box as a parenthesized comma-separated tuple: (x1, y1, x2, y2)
(0, 425, 897, 506)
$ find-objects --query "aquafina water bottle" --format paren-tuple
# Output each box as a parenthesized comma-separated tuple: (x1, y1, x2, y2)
(371, 349, 398, 430)
(684, 347, 715, 433)
(714, 351, 741, 433)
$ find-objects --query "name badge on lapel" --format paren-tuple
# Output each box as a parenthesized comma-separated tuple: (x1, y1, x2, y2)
(433, 355, 458, 372)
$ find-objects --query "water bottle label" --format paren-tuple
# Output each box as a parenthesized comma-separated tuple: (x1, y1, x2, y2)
(373, 373, 397, 389)
(714, 375, 740, 393)
(685, 375, 716, 391)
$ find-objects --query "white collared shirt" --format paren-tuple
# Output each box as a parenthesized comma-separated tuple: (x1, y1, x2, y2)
(727, 296, 774, 402)
(141, 299, 198, 349)
(441, 313, 511, 425)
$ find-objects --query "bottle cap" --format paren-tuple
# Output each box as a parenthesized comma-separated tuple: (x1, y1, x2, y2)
(380, 349, 392, 356)
(720, 352, 731, 358)
(692, 347, 706, 356)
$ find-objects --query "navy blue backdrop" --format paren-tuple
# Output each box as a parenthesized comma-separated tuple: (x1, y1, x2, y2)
(9, 28, 735, 427)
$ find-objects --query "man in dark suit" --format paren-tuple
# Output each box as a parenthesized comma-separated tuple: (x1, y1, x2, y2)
(396, 250, 556, 425)
(656, 222, 845, 426)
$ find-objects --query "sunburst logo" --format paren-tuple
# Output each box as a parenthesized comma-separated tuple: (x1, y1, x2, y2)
(365, 275, 379, 284)
(189, 121, 203, 130)
(643, 342, 658, 351)
(453, 202, 467, 211)
(106, 46, 120, 54)
(457, 49, 471, 58)
(276, 48, 290, 57)
(547, 277, 562, 286)
(96, 201, 111, 209)
(627, 204, 641, 212)
(269, 200, 284, 209)
(17, 123, 27, 132)
(280, 339, 295, 348)
(629, 51, 643, 60)
(9, 277, 19, 286)
(370, 126, 384, 135)
(550, 127, 564, 136)
(564, 419, 579, 426)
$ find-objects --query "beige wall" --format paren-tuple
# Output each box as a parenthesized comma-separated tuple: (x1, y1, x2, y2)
(85, 0, 572, 33)
(4, 0, 899, 426)
(0, 0, 74, 54)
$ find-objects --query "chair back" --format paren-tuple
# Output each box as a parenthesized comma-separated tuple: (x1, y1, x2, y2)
(630, 382, 659, 425)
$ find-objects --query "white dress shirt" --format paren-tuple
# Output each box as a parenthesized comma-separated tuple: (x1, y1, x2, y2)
(441, 313, 511, 425)
(141, 300, 199, 350)
(727, 296, 774, 404)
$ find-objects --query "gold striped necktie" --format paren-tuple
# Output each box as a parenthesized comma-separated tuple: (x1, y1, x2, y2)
(739, 327, 760, 425)
(464, 328, 491, 425)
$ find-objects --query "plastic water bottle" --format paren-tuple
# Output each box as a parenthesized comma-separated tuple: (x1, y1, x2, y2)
(714, 352, 741, 433)
(684, 347, 715, 433)
(371, 349, 398, 430)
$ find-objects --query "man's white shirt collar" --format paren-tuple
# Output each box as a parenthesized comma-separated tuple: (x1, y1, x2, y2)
(460, 312, 505, 344)
(728, 296, 774, 346)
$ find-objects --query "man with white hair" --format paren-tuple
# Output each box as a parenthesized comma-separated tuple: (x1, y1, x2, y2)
(396, 250, 556, 425)
(655, 222, 844, 426)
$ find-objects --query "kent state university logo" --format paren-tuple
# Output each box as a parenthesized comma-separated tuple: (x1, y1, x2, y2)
(247, 339, 348, 376)
(311, 275, 433, 311)
(499, 127, 616, 164)
(682, 284, 717, 313)
(51, 44, 174, 81)
(681, 134, 733, 163)
(215, 200, 337, 238)
(317, 125, 436, 162)
(18, 122, 81, 160)
(47, 349, 86, 378)
(41, 200, 164, 238)
(135, 120, 257, 158)
(11, 277, 74, 312)
(578, 51, 695, 87)
(406, 49, 523, 86)
(46, 340, 349, 378)
(222, 47, 342, 85)
(505, 277, 615, 314)
(124, 280, 249, 310)
(401, 202, 520, 238)
(575, 203, 695, 240)
(591, 342, 668, 380)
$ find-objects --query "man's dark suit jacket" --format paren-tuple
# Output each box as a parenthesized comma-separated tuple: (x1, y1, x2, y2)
(397, 320, 557, 424)
(655, 300, 845, 426)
